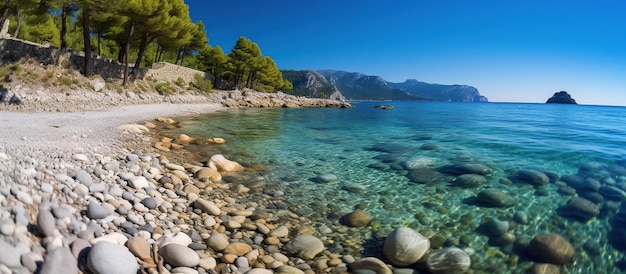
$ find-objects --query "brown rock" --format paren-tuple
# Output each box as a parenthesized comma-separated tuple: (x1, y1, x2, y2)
(126, 236, 151, 259)
(528, 263, 561, 274)
(350, 257, 392, 274)
(221, 254, 237, 264)
(223, 242, 252, 256)
(207, 138, 226, 144)
(343, 210, 371, 227)
(527, 234, 574, 265)
(177, 134, 194, 143)
(157, 117, 176, 124)
(195, 167, 222, 182)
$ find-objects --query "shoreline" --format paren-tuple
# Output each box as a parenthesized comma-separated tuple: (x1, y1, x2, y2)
(0, 91, 370, 274)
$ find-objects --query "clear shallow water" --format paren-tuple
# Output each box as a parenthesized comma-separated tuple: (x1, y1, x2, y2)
(173, 102, 626, 273)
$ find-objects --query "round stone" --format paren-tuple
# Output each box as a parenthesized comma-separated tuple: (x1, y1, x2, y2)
(527, 234, 575, 265)
(159, 243, 200, 267)
(426, 247, 471, 274)
(343, 210, 372, 227)
(285, 235, 325, 260)
(37, 209, 56, 237)
(383, 227, 430, 267)
(40, 247, 78, 274)
(87, 201, 108, 219)
(141, 198, 157, 209)
(87, 241, 139, 274)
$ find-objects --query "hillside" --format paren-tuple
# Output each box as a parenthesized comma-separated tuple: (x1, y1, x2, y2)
(282, 69, 488, 102)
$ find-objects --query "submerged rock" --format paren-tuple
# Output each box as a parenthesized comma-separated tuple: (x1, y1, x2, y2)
(440, 163, 492, 175)
(455, 174, 488, 187)
(518, 169, 550, 185)
(527, 234, 575, 265)
(564, 197, 599, 221)
(407, 168, 448, 185)
(383, 227, 430, 267)
(475, 188, 516, 208)
(426, 247, 471, 274)
(343, 210, 372, 227)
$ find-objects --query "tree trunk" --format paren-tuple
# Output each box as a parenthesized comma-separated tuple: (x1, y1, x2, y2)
(154, 44, 160, 63)
(12, 12, 21, 37)
(60, 4, 68, 50)
(122, 22, 135, 86)
(130, 32, 151, 77)
(0, 0, 12, 34)
(82, 6, 93, 77)
(174, 48, 181, 64)
(97, 34, 101, 56)
(180, 46, 187, 65)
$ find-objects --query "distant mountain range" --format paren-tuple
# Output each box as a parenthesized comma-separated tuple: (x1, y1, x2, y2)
(281, 69, 488, 102)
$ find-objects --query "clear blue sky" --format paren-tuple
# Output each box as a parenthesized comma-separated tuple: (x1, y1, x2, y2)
(185, 0, 626, 106)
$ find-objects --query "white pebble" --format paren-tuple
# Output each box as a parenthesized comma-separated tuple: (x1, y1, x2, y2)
(40, 183, 53, 193)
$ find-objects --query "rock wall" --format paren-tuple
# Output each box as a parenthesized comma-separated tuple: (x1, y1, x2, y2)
(0, 37, 149, 81)
(145, 62, 206, 84)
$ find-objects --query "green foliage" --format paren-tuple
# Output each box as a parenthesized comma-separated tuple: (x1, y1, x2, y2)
(155, 82, 174, 94)
(0, 64, 21, 81)
(174, 77, 185, 87)
(192, 73, 212, 92)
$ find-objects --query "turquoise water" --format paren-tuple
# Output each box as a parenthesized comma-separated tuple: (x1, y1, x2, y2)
(173, 102, 626, 273)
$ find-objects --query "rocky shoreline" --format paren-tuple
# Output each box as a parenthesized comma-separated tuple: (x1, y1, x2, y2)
(0, 85, 583, 274)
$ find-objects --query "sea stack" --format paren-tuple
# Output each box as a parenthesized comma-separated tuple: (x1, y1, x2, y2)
(546, 91, 577, 104)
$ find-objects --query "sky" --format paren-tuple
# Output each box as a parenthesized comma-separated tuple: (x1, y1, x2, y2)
(184, 0, 626, 106)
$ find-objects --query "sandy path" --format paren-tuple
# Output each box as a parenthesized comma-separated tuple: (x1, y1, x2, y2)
(0, 103, 225, 154)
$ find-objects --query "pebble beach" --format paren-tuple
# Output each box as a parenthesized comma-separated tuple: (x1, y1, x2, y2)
(0, 87, 375, 274)
(0, 86, 587, 274)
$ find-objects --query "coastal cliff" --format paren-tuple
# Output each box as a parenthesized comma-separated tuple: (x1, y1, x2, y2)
(282, 69, 488, 102)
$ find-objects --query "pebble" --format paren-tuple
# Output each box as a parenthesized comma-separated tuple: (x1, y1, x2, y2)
(286, 235, 324, 260)
(159, 243, 201, 267)
(129, 176, 149, 189)
(72, 153, 89, 162)
(141, 197, 158, 209)
(75, 169, 93, 186)
(87, 241, 139, 274)
(0, 238, 22, 267)
(37, 209, 56, 237)
(195, 198, 221, 215)
(0, 219, 15, 236)
(87, 201, 108, 219)
(41, 183, 54, 193)
(39, 247, 78, 274)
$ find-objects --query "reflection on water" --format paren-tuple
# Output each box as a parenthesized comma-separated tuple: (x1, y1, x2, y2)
(172, 102, 626, 273)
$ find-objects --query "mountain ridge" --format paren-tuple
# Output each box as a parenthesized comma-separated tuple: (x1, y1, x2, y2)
(281, 69, 488, 102)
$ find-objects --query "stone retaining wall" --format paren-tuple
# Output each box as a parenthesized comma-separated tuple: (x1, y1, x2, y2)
(0, 38, 151, 81)
(145, 62, 206, 84)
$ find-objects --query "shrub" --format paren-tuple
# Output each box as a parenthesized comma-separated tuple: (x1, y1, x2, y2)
(155, 82, 174, 94)
(175, 77, 186, 87)
(192, 73, 212, 93)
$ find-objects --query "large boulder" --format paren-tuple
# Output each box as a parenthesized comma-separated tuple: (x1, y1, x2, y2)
(383, 227, 430, 267)
(546, 91, 577, 104)
(527, 234, 575, 265)
(426, 247, 471, 274)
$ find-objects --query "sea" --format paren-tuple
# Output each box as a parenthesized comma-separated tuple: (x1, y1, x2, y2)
(169, 101, 626, 273)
